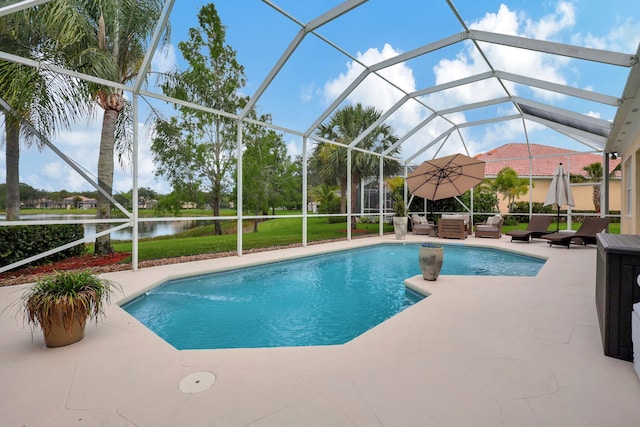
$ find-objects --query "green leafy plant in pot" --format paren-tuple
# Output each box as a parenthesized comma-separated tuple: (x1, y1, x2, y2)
(392, 194, 408, 240)
(21, 270, 120, 348)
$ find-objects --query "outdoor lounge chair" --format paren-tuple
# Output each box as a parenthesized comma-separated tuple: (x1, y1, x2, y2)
(505, 215, 553, 242)
(474, 214, 503, 238)
(410, 214, 437, 236)
(542, 217, 611, 248)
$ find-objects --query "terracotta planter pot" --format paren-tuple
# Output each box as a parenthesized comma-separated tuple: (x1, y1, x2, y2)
(42, 306, 87, 348)
(419, 246, 444, 281)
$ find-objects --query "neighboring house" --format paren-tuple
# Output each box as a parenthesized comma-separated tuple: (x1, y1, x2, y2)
(62, 196, 97, 210)
(22, 198, 62, 209)
(474, 143, 621, 213)
(138, 199, 157, 209)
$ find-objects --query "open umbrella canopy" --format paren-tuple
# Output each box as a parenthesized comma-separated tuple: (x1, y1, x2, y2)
(544, 163, 575, 231)
(407, 153, 486, 201)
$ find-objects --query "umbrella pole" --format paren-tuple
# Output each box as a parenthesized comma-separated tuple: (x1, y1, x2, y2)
(556, 207, 560, 232)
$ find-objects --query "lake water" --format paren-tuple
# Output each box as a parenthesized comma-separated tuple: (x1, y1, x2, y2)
(1, 214, 211, 240)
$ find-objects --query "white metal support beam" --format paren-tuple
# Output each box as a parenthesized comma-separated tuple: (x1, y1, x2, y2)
(470, 29, 636, 67)
(514, 96, 613, 131)
(244, 0, 367, 120)
(382, 113, 437, 156)
(132, 0, 174, 94)
(0, 0, 50, 17)
(495, 70, 620, 106)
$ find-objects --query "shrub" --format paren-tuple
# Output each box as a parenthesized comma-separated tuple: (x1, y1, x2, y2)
(358, 216, 378, 224)
(510, 201, 553, 214)
(0, 224, 85, 268)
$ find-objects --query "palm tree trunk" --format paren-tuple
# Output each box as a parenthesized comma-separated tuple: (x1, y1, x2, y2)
(593, 185, 601, 213)
(95, 108, 118, 255)
(5, 119, 20, 221)
(350, 176, 359, 230)
(339, 177, 347, 214)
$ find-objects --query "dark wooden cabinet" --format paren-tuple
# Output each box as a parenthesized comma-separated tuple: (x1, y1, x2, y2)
(596, 234, 640, 361)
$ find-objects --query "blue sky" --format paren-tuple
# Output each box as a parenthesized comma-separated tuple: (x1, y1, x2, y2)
(3, 0, 640, 194)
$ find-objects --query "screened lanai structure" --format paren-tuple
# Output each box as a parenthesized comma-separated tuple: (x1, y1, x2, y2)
(1, 0, 640, 273)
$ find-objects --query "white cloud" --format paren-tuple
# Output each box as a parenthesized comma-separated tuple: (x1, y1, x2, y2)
(578, 16, 640, 53)
(286, 138, 302, 159)
(321, 43, 424, 143)
(300, 82, 315, 102)
(151, 44, 178, 74)
(17, 116, 171, 194)
(318, 1, 593, 166)
(112, 124, 171, 194)
(524, 1, 575, 40)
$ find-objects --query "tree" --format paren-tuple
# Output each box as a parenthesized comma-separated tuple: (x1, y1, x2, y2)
(494, 167, 529, 212)
(311, 185, 340, 216)
(310, 103, 400, 228)
(152, 4, 245, 235)
(241, 116, 295, 231)
(80, 0, 168, 254)
(0, 2, 96, 220)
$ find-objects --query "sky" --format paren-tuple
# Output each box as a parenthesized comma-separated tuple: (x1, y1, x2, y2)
(2, 0, 640, 195)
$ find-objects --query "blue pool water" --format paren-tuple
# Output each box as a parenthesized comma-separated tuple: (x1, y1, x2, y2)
(123, 244, 544, 350)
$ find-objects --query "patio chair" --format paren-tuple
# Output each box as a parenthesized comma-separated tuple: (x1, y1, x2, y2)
(411, 214, 437, 236)
(474, 214, 503, 239)
(410, 214, 437, 236)
(505, 215, 553, 242)
(542, 217, 611, 248)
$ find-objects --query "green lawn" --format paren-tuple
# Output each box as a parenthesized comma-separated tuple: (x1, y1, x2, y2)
(11, 209, 619, 265)
(107, 215, 393, 262)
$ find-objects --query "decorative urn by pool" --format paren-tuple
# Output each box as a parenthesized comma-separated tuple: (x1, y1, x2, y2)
(418, 243, 444, 281)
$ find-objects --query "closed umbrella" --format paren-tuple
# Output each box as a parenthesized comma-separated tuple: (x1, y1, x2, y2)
(544, 163, 575, 232)
(407, 153, 486, 201)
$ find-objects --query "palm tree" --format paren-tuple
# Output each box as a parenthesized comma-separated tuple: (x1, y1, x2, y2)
(494, 167, 529, 212)
(310, 104, 400, 228)
(582, 162, 604, 212)
(79, 0, 168, 254)
(0, 2, 95, 220)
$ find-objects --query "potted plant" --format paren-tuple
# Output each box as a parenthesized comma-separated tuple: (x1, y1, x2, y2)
(419, 243, 444, 281)
(393, 194, 408, 240)
(21, 270, 120, 348)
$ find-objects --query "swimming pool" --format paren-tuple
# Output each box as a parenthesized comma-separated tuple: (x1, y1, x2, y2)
(122, 244, 544, 350)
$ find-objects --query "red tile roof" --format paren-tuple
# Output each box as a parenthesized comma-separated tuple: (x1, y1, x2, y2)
(474, 143, 620, 178)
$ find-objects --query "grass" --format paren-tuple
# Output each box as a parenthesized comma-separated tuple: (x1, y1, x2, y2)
(106, 215, 393, 262)
(15, 209, 618, 264)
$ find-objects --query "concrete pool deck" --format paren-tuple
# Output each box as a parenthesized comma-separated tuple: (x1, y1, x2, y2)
(1, 234, 640, 426)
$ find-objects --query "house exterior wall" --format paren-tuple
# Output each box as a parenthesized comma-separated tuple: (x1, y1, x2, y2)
(501, 179, 622, 213)
(619, 133, 640, 234)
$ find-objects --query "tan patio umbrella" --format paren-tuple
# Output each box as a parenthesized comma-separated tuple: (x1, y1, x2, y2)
(407, 153, 486, 201)
(544, 163, 575, 232)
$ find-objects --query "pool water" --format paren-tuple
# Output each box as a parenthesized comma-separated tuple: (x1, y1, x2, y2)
(122, 244, 544, 350)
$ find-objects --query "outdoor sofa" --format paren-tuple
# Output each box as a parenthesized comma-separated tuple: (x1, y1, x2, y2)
(438, 214, 470, 239)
